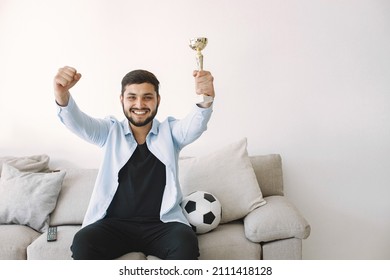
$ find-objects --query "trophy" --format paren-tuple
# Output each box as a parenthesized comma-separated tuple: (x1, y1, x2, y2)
(189, 37, 213, 103)
(189, 37, 208, 71)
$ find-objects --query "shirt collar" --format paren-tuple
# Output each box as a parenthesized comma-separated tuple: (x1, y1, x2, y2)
(149, 119, 159, 135)
(122, 119, 132, 136)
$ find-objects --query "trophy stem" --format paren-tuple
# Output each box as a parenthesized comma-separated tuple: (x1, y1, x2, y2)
(196, 50, 203, 71)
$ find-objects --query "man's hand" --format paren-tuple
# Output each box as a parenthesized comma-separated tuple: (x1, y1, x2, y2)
(193, 70, 215, 98)
(54, 66, 82, 106)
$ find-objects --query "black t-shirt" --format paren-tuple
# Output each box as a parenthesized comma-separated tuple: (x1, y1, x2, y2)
(105, 143, 166, 221)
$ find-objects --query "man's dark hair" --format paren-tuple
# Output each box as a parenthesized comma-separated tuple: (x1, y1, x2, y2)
(121, 69, 160, 96)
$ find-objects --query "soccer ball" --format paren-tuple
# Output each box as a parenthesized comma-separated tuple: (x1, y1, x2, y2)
(181, 191, 222, 234)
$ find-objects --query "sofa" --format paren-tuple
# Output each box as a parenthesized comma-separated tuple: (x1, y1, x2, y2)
(0, 138, 310, 260)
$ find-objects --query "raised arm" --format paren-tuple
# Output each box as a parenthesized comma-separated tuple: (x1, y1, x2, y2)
(54, 66, 110, 147)
(171, 70, 215, 149)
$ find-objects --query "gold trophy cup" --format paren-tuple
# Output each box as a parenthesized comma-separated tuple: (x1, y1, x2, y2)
(189, 37, 213, 103)
(189, 37, 208, 71)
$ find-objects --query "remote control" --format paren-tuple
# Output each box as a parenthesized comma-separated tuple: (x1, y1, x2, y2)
(47, 226, 57, 242)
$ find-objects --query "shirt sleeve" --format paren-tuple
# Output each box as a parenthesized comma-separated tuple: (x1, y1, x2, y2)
(170, 104, 213, 150)
(56, 95, 111, 147)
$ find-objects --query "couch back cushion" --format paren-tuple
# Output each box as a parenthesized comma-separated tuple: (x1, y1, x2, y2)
(50, 168, 97, 225)
(249, 154, 284, 197)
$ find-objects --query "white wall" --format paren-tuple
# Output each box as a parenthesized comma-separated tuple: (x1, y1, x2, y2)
(1, 0, 389, 259)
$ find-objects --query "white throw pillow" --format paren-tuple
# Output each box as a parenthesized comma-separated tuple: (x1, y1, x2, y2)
(0, 154, 50, 175)
(179, 138, 266, 223)
(0, 163, 66, 232)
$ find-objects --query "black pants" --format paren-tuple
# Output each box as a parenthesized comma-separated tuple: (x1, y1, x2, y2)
(71, 218, 199, 260)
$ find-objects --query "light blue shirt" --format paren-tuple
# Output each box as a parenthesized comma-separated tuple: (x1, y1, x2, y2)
(57, 96, 213, 227)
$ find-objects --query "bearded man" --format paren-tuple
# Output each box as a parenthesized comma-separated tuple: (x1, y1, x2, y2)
(53, 66, 215, 260)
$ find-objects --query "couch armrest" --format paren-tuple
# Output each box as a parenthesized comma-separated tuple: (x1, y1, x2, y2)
(244, 196, 311, 243)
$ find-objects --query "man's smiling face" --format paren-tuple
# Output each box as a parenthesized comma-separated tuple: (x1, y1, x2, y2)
(120, 83, 160, 128)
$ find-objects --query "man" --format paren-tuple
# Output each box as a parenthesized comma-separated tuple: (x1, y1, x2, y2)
(53, 66, 215, 260)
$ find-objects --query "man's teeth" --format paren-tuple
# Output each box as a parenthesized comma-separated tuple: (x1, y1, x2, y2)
(133, 110, 147, 115)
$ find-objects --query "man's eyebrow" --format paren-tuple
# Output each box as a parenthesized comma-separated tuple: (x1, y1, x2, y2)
(125, 92, 155, 96)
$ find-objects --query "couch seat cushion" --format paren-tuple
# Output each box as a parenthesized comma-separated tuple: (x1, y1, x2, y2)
(27, 225, 80, 260)
(0, 225, 41, 260)
(197, 222, 261, 259)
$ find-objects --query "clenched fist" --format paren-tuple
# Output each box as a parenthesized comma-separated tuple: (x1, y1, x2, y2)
(193, 70, 215, 97)
(54, 66, 82, 106)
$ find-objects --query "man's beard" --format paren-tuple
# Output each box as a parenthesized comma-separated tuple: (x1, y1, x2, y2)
(123, 104, 159, 127)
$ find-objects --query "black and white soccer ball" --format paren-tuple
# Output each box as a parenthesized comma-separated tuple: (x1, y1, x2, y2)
(181, 191, 222, 234)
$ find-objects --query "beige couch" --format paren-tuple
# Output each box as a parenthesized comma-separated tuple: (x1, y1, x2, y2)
(0, 140, 310, 260)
